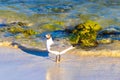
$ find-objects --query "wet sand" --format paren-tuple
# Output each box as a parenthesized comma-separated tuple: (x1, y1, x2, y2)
(0, 44, 120, 80)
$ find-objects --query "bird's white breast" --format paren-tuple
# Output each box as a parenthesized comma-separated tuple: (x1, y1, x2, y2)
(46, 38, 54, 50)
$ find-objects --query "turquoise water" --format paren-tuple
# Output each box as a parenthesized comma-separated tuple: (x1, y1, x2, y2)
(0, 0, 120, 47)
(0, 0, 120, 26)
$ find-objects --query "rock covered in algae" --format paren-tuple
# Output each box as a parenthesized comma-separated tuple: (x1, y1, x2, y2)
(68, 20, 102, 47)
(0, 21, 38, 38)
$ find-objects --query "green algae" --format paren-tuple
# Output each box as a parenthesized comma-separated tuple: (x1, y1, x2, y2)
(0, 10, 29, 23)
(69, 20, 102, 47)
(40, 23, 62, 31)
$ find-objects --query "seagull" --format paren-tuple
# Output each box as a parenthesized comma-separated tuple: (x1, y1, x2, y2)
(46, 34, 75, 62)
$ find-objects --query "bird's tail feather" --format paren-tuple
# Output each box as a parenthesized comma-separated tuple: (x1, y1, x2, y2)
(60, 46, 75, 54)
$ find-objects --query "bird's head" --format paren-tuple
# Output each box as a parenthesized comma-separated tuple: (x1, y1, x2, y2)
(45, 34, 51, 39)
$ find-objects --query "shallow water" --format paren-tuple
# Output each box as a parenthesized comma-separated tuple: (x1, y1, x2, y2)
(0, 0, 120, 26)
(0, 0, 120, 47)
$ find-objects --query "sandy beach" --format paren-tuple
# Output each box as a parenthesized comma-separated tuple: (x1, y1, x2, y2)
(0, 41, 120, 80)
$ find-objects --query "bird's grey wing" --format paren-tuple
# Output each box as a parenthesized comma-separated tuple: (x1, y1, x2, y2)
(50, 43, 73, 52)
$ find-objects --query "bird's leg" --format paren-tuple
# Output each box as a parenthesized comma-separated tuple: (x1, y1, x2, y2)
(56, 55, 58, 62)
(58, 55, 61, 62)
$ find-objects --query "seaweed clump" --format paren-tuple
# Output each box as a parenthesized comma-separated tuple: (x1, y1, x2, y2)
(0, 22, 38, 38)
(8, 26, 38, 37)
(69, 20, 102, 47)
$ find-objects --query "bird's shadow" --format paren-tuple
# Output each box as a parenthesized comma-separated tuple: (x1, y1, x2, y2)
(12, 42, 49, 57)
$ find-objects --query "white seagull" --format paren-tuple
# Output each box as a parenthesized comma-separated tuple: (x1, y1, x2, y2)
(46, 34, 75, 62)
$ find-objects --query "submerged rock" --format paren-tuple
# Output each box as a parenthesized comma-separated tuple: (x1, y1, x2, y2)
(97, 25, 120, 40)
(98, 25, 120, 35)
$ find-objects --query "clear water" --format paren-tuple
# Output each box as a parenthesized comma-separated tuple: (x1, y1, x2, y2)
(0, 0, 120, 47)
(0, 0, 120, 26)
